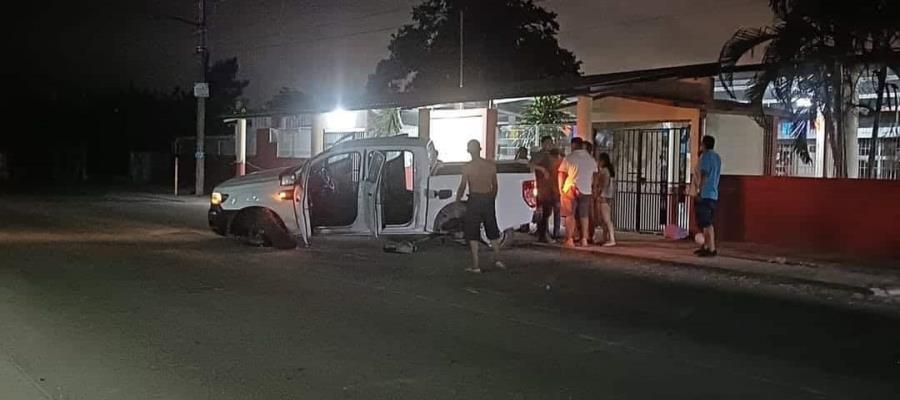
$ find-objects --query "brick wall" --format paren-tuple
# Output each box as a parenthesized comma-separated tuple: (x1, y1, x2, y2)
(717, 176, 900, 257)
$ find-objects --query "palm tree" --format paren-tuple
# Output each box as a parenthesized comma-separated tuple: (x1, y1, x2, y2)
(521, 96, 572, 143)
(522, 95, 568, 125)
(719, 0, 899, 178)
(368, 108, 403, 137)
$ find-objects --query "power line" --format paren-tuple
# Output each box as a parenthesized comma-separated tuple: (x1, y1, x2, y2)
(216, 25, 402, 53)
(218, 5, 411, 49)
(216, 0, 764, 57)
(556, 0, 761, 37)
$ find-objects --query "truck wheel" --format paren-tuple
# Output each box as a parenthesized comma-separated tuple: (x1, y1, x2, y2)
(238, 209, 297, 250)
(434, 202, 514, 248)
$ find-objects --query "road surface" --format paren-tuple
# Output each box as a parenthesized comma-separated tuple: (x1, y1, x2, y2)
(0, 193, 898, 399)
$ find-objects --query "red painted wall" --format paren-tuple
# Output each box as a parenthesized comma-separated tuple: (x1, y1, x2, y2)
(717, 176, 900, 257)
(247, 129, 306, 171)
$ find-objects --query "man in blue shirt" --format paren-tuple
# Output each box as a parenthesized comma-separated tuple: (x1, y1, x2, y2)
(696, 135, 721, 257)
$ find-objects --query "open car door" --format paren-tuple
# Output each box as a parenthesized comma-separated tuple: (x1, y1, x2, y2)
(363, 151, 386, 236)
(292, 167, 311, 246)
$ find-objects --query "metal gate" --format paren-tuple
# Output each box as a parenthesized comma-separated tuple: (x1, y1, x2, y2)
(611, 128, 691, 233)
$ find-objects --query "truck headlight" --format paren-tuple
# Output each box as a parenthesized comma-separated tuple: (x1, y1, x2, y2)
(211, 192, 228, 205)
(279, 173, 296, 187)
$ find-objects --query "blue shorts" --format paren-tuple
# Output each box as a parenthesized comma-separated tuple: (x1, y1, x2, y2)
(696, 198, 717, 228)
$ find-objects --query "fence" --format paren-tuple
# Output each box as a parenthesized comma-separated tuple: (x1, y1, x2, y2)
(859, 137, 900, 179)
(773, 137, 900, 180)
(496, 124, 574, 160)
(774, 140, 817, 177)
(611, 128, 691, 234)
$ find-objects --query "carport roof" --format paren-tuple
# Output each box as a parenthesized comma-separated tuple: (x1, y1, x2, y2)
(224, 62, 763, 119)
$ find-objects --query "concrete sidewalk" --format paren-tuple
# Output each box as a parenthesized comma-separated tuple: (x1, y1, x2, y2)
(532, 232, 900, 297)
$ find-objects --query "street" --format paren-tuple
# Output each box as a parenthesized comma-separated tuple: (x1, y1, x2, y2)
(1, 194, 898, 399)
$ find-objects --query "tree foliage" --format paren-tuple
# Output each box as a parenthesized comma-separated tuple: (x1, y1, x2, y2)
(368, 108, 404, 137)
(521, 95, 569, 125)
(718, 0, 900, 176)
(2, 56, 250, 181)
(206, 57, 250, 134)
(367, 0, 581, 95)
(265, 87, 314, 111)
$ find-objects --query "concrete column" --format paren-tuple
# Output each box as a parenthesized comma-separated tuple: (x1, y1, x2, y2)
(815, 112, 826, 178)
(311, 113, 325, 156)
(688, 111, 703, 233)
(576, 95, 593, 142)
(844, 86, 860, 178)
(763, 116, 777, 176)
(235, 118, 247, 176)
(484, 108, 498, 160)
(689, 112, 702, 177)
(418, 108, 431, 141)
(666, 128, 678, 227)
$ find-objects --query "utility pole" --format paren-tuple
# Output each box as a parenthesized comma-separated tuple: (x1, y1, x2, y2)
(458, 9, 464, 89)
(194, 0, 209, 195)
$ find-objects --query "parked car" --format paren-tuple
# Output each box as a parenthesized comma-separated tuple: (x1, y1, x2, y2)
(208, 136, 536, 249)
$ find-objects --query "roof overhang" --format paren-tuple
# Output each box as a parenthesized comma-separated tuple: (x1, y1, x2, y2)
(222, 62, 765, 119)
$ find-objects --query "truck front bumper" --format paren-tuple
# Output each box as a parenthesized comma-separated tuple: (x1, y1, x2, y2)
(208, 205, 236, 236)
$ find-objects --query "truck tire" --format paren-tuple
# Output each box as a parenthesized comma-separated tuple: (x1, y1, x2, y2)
(237, 208, 297, 250)
(434, 202, 513, 248)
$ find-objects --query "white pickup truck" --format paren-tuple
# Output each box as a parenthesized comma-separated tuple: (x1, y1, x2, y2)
(208, 136, 536, 249)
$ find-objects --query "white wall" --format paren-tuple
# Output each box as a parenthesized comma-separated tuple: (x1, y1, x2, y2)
(430, 109, 486, 162)
(705, 113, 765, 176)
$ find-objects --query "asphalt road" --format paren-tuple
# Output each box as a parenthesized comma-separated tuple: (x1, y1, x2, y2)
(1, 193, 898, 399)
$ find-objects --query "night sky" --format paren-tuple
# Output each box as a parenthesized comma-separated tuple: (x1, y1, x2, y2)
(5, 0, 772, 103)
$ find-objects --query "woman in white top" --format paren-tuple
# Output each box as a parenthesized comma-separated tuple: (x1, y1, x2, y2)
(595, 152, 617, 246)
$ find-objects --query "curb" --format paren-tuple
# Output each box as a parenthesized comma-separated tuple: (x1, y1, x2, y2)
(528, 242, 874, 295)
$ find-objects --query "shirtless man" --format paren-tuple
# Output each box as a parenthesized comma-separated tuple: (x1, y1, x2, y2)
(456, 140, 505, 273)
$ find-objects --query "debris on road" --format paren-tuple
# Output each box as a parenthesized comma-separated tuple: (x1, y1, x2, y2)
(382, 240, 418, 254)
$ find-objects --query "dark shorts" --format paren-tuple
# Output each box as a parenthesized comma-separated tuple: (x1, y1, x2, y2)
(561, 193, 592, 219)
(464, 193, 501, 241)
(696, 198, 718, 228)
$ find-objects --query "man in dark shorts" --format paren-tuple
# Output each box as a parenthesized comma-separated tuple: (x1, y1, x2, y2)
(695, 135, 722, 257)
(457, 140, 505, 273)
(558, 137, 599, 247)
(530, 135, 560, 243)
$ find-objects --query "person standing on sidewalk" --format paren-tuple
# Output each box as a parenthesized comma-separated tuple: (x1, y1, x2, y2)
(695, 135, 722, 257)
(557, 137, 598, 248)
(456, 139, 506, 273)
(549, 148, 563, 239)
(596, 152, 617, 247)
(530, 136, 560, 243)
(584, 141, 598, 244)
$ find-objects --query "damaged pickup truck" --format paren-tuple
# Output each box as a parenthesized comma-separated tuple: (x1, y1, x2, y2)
(208, 136, 536, 249)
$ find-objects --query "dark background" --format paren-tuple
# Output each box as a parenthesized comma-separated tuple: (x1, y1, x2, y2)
(0, 0, 771, 185)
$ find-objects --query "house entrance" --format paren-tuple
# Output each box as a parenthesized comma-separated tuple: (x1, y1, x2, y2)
(610, 127, 691, 234)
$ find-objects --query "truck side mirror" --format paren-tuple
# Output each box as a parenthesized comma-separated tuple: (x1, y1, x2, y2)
(435, 189, 452, 200)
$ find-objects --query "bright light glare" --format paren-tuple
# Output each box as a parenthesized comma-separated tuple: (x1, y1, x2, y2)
(430, 113, 484, 162)
(326, 109, 357, 131)
(795, 98, 813, 108)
